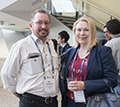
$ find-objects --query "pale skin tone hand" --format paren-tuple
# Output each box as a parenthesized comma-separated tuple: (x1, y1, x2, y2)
(13, 92, 20, 98)
(68, 81, 86, 91)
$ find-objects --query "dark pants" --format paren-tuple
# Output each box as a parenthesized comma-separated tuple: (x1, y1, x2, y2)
(19, 93, 58, 107)
(67, 97, 86, 107)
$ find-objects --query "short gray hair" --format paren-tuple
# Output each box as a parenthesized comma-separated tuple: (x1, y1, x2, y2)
(30, 9, 50, 22)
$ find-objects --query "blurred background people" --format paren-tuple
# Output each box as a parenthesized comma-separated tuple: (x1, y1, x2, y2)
(57, 30, 71, 55)
(99, 26, 112, 45)
(105, 19, 120, 96)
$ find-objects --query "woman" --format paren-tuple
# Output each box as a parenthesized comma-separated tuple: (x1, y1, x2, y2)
(60, 17, 118, 107)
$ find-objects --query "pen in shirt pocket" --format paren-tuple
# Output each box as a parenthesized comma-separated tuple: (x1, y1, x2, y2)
(27, 53, 41, 59)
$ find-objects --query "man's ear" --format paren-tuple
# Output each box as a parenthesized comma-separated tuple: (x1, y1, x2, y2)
(62, 38, 65, 43)
(107, 31, 111, 34)
(29, 22, 33, 31)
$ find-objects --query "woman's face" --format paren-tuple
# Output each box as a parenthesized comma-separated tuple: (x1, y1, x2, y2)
(75, 21, 89, 45)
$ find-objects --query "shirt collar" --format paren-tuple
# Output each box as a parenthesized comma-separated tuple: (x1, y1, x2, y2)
(31, 34, 50, 44)
(61, 43, 67, 48)
(112, 34, 120, 39)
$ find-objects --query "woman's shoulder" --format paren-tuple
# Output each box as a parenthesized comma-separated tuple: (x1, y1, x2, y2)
(66, 47, 74, 53)
(94, 44, 112, 52)
(65, 47, 76, 58)
(93, 44, 112, 58)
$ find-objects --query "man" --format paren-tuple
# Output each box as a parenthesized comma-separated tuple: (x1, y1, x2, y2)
(57, 30, 71, 55)
(105, 19, 120, 96)
(99, 26, 112, 45)
(1, 9, 59, 107)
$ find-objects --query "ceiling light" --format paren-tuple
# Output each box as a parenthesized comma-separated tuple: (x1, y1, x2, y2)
(23, 28, 30, 30)
(31, 0, 42, 6)
(8, 23, 15, 26)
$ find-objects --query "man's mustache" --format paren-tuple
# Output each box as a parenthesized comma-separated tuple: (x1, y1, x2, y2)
(39, 29, 47, 32)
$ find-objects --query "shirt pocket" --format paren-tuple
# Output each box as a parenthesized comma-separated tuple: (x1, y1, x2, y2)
(26, 54, 43, 75)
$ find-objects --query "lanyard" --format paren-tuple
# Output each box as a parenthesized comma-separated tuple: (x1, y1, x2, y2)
(30, 36, 54, 72)
(46, 42, 54, 72)
(71, 49, 87, 80)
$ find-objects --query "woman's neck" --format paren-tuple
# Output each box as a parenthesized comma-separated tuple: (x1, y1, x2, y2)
(80, 44, 88, 51)
(78, 45, 89, 59)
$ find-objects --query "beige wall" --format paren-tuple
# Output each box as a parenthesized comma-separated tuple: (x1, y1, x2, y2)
(87, 0, 120, 18)
(71, 0, 120, 29)
(72, 0, 120, 17)
(86, 0, 120, 26)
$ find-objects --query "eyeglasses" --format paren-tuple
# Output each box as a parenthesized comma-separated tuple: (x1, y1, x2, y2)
(103, 31, 108, 34)
(58, 37, 61, 39)
(33, 21, 50, 26)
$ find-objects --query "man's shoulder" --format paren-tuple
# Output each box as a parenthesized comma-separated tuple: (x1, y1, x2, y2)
(51, 39, 57, 52)
(65, 43, 71, 49)
(16, 35, 30, 42)
(13, 35, 31, 47)
(105, 37, 120, 46)
(105, 39, 113, 46)
(114, 37, 120, 42)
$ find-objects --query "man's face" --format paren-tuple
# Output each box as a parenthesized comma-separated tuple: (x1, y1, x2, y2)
(57, 35, 63, 44)
(29, 13, 50, 41)
(103, 27, 111, 41)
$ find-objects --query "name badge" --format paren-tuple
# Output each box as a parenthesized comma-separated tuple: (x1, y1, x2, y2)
(43, 75, 56, 94)
(74, 91, 86, 103)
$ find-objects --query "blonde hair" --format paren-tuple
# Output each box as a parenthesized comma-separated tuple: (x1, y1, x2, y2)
(72, 16, 97, 50)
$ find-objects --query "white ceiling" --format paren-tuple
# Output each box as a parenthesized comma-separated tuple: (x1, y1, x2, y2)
(0, 0, 50, 32)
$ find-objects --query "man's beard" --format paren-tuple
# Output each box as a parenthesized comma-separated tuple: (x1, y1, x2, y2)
(38, 29, 49, 38)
